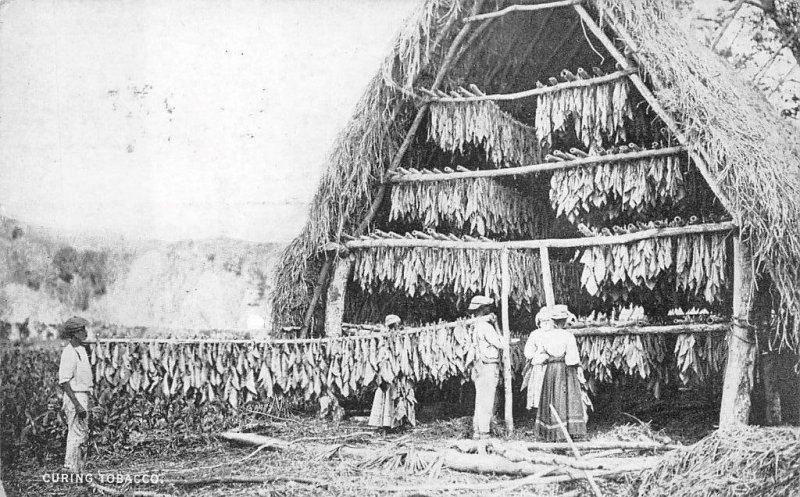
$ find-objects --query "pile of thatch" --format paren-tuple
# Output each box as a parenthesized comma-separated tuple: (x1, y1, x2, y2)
(637, 426, 800, 497)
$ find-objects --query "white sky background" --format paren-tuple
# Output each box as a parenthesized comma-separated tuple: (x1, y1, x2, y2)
(0, 0, 414, 243)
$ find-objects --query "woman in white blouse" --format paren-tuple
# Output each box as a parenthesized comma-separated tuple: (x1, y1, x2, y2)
(524, 305, 587, 441)
(59, 316, 93, 473)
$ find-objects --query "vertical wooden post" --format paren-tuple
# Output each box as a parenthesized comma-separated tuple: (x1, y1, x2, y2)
(500, 247, 514, 434)
(719, 236, 757, 427)
(324, 255, 354, 337)
(540, 246, 555, 306)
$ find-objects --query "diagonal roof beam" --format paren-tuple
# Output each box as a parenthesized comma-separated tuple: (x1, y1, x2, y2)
(573, 4, 737, 223)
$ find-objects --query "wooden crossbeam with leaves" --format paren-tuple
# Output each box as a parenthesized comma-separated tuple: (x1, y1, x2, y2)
(385, 146, 686, 183)
(340, 222, 735, 251)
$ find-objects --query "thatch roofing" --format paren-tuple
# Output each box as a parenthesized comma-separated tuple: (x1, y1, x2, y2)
(272, 0, 800, 349)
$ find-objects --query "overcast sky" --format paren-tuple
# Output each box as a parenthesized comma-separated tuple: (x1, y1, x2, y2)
(0, 0, 413, 243)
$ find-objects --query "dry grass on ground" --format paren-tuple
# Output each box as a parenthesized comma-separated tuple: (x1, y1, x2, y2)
(5, 408, 702, 497)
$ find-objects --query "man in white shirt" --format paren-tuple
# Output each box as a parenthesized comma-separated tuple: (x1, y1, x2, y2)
(59, 316, 93, 473)
(468, 296, 506, 439)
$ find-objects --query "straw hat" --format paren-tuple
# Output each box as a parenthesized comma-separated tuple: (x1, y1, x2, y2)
(468, 295, 494, 311)
(384, 314, 401, 327)
(536, 305, 574, 322)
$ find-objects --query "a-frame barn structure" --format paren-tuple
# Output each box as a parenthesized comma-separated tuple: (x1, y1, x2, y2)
(273, 0, 800, 426)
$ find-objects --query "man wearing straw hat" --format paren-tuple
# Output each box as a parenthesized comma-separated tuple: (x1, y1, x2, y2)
(368, 314, 403, 429)
(531, 304, 587, 441)
(468, 296, 506, 439)
(58, 316, 94, 473)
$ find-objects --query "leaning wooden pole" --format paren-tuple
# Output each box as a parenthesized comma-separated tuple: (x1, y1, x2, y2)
(500, 247, 514, 434)
(300, 0, 485, 335)
(719, 235, 757, 427)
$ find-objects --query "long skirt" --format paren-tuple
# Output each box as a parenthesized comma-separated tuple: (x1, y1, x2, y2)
(369, 384, 398, 428)
(534, 362, 587, 441)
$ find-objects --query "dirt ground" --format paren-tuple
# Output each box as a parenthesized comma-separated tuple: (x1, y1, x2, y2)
(4, 396, 717, 497)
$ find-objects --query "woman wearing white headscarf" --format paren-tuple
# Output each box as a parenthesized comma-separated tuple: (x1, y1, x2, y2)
(521, 307, 555, 413)
(530, 305, 587, 441)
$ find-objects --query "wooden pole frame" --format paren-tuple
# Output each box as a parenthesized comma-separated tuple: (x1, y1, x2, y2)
(299, 0, 486, 335)
(540, 247, 556, 306)
(572, 4, 759, 427)
(572, 5, 737, 222)
(85, 321, 728, 345)
(568, 322, 728, 337)
(719, 235, 757, 427)
(342, 221, 735, 251)
(387, 146, 685, 183)
(465, 0, 584, 22)
(424, 69, 634, 103)
(500, 248, 514, 434)
(324, 255, 354, 337)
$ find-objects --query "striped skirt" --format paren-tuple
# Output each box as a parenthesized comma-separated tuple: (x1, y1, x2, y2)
(534, 361, 587, 441)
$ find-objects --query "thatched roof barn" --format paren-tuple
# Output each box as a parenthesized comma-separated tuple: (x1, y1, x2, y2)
(271, 0, 800, 424)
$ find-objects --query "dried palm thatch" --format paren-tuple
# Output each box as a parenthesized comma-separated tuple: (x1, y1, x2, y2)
(637, 426, 800, 497)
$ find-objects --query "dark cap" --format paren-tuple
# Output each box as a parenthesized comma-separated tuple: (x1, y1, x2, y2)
(63, 316, 89, 336)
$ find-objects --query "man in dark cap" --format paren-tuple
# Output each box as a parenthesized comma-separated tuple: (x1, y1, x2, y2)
(59, 316, 93, 473)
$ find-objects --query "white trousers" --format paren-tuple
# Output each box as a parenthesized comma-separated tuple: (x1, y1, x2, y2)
(473, 361, 499, 434)
(63, 392, 89, 472)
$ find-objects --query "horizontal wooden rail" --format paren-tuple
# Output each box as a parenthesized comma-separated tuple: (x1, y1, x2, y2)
(569, 322, 729, 337)
(386, 146, 686, 183)
(341, 221, 736, 251)
(424, 68, 635, 103)
(80, 319, 729, 345)
(465, 0, 584, 22)
(86, 315, 496, 345)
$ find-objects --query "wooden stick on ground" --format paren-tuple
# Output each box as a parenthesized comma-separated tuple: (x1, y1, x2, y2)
(159, 475, 330, 489)
(375, 468, 633, 493)
(510, 440, 682, 451)
(218, 431, 289, 450)
(549, 404, 604, 497)
(88, 481, 172, 497)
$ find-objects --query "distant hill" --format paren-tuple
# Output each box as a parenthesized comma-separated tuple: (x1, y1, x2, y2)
(0, 215, 281, 332)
